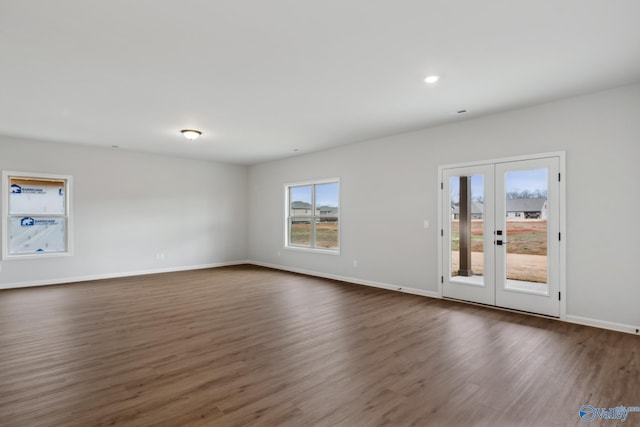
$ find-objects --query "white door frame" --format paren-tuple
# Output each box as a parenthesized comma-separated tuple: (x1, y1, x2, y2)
(437, 151, 567, 320)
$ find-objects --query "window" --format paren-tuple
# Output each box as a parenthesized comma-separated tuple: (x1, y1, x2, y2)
(2, 171, 73, 259)
(286, 179, 339, 253)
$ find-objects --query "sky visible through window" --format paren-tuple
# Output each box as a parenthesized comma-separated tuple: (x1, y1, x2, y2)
(505, 169, 547, 194)
(291, 186, 311, 204)
(291, 183, 339, 207)
(450, 169, 547, 201)
(315, 183, 338, 207)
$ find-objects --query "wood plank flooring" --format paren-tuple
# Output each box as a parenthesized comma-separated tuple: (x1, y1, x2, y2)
(0, 265, 638, 426)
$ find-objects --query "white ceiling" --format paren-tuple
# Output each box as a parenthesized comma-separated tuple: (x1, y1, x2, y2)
(1, 1, 639, 165)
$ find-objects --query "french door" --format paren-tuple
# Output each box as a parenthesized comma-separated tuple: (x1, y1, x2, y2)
(441, 156, 561, 317)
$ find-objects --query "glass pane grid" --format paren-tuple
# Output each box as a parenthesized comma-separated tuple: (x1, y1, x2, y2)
(315, 218, 339, 250)
(7, 175, 69, 255)
(289, 218, 311, 247)
(287, 181, 339, 251)
(9, 216, 66, 254)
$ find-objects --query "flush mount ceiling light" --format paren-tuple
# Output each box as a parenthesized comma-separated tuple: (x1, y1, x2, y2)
(181, 129, 202, 141)
(424, 75, 440, 84)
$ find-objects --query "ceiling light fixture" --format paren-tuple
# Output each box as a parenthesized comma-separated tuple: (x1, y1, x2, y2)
(424, 75, 440, 84)
(181, 129, 202, 141)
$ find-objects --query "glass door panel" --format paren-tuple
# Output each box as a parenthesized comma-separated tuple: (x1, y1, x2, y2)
(442, 165, 494, 306)
(504, 168, 549, 294)
(495, 158, 560, 317)
(449, 174, 486, 286)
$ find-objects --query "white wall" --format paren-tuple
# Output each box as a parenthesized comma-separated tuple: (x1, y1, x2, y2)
(248, 83, 640, 330)
(0, 137, 248, 287)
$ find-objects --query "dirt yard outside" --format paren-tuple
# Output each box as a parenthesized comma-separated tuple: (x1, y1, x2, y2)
(450, 220, 548, 283)
(450, 251, 547, 283)
(290, 221, 339, 249)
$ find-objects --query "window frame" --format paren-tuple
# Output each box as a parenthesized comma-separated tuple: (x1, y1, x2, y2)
(284, 178, 340, 255)
(2, 171, 73, 260)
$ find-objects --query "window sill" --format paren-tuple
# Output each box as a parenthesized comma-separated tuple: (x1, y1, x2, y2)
(2, 251, 73, 261)
(284, 246, 340, 256)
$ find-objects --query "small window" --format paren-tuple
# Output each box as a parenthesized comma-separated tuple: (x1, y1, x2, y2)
(285, 179, 339, 253)
(2, 171, 73, 259)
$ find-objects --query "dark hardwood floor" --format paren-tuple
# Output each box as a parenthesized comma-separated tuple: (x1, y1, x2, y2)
(0, 265, 638, 427)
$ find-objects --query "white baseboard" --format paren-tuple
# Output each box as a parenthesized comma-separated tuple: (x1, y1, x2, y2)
(565, 315, 640, 336)
(249, 260, 441, 299)
(0, 260, 250, 290)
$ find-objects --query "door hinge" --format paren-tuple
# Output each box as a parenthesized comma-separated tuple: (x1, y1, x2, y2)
(559, 232, 561, 241)
(441, 276, 444, 284)
(441, 229, 444, 237)
(558, 173, 561, 182)
(558, 292, 561, 301)
(441, 182, 443, 190)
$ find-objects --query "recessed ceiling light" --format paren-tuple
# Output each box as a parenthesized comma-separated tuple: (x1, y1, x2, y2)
(424, 75, 440, 84)
(181, 129, 202, 141)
